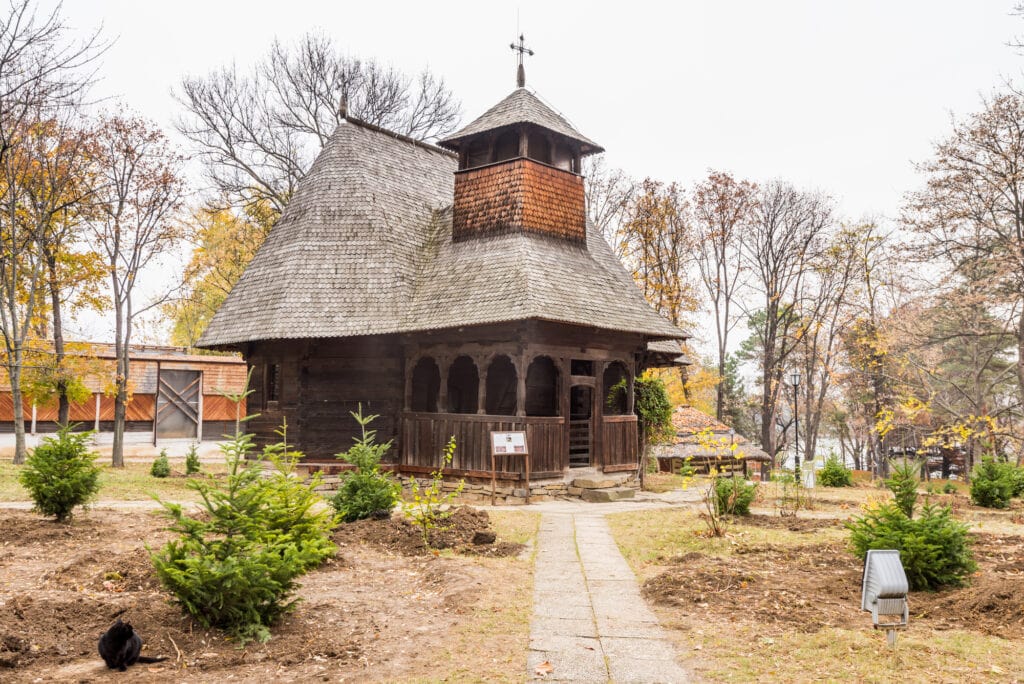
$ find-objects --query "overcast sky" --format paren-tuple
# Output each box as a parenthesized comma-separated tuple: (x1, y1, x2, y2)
(43, 0, 1024, 345)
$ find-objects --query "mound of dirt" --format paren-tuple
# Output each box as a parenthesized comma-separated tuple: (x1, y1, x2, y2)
(644, 530, 1024, 639)
(644, 542, 862, 633)
(333, 506, 524, 557)
(736, 514, 843, 533)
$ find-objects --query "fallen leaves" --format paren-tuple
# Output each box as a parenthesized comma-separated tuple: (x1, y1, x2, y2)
(534, 660, 554, 676)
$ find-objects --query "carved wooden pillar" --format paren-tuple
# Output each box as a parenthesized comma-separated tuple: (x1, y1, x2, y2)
(477, 355, 488, 415)
(437, 356, 451, 413)
(594, 361, 607, 469)
(518, 126, 529, 158)
(626, 360, 636, 415)
(516, 353, 527, 417)
(559, 357, 571, 469)
(404, 353, 414, 412)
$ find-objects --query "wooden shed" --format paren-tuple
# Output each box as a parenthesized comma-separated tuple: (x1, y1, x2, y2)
(198, 75, 687, 481)
(0, 343, 247, 442)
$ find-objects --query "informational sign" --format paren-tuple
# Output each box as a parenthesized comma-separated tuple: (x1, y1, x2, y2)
(490, 430, 531, 505)
(491, 431, 528, 455)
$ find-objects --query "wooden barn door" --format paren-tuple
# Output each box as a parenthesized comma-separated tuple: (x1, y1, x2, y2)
(155, 369, 201, 440)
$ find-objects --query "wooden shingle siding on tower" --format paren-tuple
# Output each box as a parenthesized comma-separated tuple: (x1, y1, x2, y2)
(453, 159, 586, 242)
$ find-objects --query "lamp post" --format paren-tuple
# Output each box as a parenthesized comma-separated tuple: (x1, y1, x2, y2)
(790, 369, 801, 484)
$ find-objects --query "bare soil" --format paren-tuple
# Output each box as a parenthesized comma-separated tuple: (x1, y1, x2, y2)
(642, 514, 1024, 639)
(0, 506, 529, 682)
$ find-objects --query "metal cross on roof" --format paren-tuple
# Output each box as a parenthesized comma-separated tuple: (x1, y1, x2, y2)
(510, 34, 533, 88)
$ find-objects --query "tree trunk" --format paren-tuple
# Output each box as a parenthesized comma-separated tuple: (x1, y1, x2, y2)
(111, 295, 127, 468)
(10, 356, 28, 464)
(46, 253, 69, 426)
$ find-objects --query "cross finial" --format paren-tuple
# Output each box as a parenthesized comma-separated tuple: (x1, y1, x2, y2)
(510, 34, 533, 88)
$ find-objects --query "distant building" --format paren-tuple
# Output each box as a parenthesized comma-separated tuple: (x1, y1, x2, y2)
(0, 343, 246, 443)
(198, 67, 687, 480)
(654, 406, 770, 478)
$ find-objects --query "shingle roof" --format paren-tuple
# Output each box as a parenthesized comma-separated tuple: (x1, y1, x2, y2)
(439, 88, 603, 155)
(198, 117, 684, 348)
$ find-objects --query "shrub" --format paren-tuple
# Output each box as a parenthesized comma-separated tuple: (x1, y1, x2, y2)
(150, 449, 171, 478)
(1005, 464, 1024, 498)
(847, 502, 975, 590)
(970, 459, 1015, 509)
(402, 436, 465, 547)
(184, 443, 201, 475)
(885, 459, 920, 518)
(150, 428, 336, 644)
(818, 456, 853, 488)
(18, 426, 100, 522)
(714, 475, 756, 516)
(331, 407, 399, 522)
(942, 482, 957, 495)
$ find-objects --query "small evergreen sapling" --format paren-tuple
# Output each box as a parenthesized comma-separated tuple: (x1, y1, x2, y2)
(885, 458, 920, 517)
(969, 458, 1016, 509)
(184, 442, 201, 475)
(818, 455, 853, 487)
(18, 426, 101, 522)
(846, 456, 975, 590)
(150, 449, 171, 478)
(150, 386, 336, 644)
(331, 406, 399, 522)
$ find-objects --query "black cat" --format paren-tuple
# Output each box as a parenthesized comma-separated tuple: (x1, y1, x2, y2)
(98, 618, 167, 671)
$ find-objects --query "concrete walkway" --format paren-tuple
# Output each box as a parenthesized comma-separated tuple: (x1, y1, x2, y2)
(528, 512, 689, 683)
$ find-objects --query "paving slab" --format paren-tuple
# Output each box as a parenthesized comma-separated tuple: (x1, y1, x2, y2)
(528, 512, 689, 682)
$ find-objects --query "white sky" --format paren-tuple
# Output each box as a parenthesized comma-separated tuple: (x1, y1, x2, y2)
(46, 0, 1024, 349)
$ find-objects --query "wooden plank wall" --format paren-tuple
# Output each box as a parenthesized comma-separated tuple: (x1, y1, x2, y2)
(245, 337, 404, 459)
(401, 412, 565, 478)
(600, 415, 639, 470)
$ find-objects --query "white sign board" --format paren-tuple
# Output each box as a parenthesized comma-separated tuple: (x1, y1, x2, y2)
(491, 431, 528, 455)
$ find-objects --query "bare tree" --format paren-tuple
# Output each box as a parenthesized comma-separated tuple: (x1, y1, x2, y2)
(583, 155, 635, 259)
(89, 113, 185, 467)
(742, 182, 833, 463)
(794, 224, 860, 468)
(692, 171, 756, 420)
(0, 0, 101, 463)
(906, 91, 1024, 445)
(176, 32, 461, 217)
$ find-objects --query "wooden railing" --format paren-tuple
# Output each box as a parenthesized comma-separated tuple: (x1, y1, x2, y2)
(599, 415, 639, 472)
(400, 412, 566, 479)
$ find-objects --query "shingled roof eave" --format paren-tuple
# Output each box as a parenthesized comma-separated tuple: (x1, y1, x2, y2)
(196, 313, 688, 350)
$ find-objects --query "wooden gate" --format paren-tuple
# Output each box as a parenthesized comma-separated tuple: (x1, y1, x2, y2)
(155, 369, 201, 439)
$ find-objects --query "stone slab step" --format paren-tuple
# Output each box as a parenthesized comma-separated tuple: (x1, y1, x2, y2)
(572, 475, 629, 490)
(580, 487, 635, 503)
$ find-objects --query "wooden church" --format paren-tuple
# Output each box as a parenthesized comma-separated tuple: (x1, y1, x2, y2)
(198, 57, 686, 482)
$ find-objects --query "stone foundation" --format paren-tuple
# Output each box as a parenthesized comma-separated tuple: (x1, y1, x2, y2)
(307, 467, 640, 505)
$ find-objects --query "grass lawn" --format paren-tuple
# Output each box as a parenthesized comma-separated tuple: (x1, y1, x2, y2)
(0, 460, 229, 502)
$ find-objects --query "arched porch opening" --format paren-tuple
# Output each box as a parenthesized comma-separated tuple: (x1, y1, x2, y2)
(485, 355, 517, 415)
(603, 361, 630, 416)
(447, 356, 479, 414)
(410, 356, 440, 412)
(525, 356, 559, 417)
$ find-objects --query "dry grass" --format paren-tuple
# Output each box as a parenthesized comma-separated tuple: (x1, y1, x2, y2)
(609, 505, 1024, 683)
(607, 507, 847, 573)
(674, 623, 1024, 683)
(0, 460, 231, 503)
